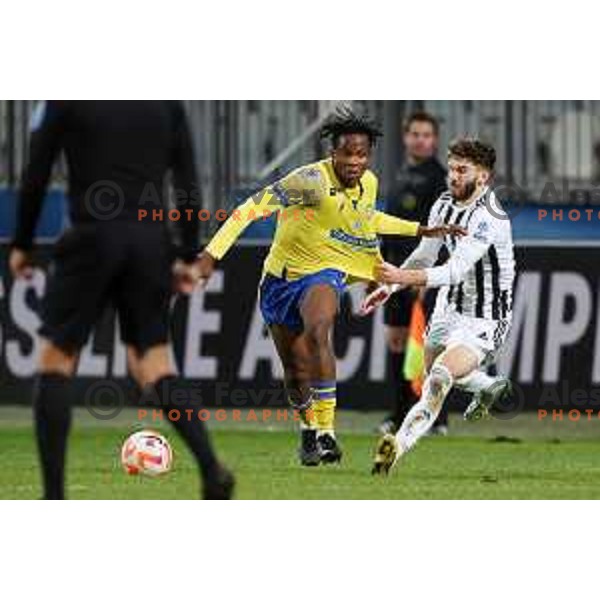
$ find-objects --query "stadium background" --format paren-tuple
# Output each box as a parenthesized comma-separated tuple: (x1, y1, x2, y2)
(1, 100, 599, 412)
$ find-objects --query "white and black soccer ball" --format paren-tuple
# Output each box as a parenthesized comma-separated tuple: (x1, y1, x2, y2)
(121, 430, 173, 476)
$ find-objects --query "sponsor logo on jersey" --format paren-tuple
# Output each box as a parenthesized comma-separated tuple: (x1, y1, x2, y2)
(329, 228, 379, 250)
(473, 220, 491, 242)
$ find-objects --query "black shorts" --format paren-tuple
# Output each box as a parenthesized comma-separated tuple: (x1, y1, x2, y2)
(41, 222, 173, 353)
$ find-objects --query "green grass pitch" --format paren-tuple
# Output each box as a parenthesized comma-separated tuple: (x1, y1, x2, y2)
(1, 407, 600, 499)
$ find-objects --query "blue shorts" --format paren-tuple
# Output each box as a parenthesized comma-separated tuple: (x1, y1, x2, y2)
(259, 269, 347, 331)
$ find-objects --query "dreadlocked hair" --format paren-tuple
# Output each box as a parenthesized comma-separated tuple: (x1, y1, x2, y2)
(320, 107, 383, 148)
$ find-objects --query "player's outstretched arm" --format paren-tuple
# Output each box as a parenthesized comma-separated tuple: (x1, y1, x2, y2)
(423, 223, 492, 287)
(371, 211, 466, 238)
(189, 185, 284, 290)
(204, 191, 279, 259)
(376, 223, 493, 289)
(418, 223, 467, 238)
(361, 215, 448, 314)
(375, 263, 427, 287)
(195, 166, 325, 290)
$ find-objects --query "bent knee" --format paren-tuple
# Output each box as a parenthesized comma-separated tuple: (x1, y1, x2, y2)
(133, 344, 175, 387)
(428, 362, 454, 393)
(303, 319, 333, 347)
(282, 358, 310, 382)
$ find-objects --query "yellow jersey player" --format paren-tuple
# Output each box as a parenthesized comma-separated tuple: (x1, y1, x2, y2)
(195, 109, 464, 466)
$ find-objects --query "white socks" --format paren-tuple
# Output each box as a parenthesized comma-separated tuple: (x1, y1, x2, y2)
(395, 365, 501, 454)
(397, 363, 454, 452)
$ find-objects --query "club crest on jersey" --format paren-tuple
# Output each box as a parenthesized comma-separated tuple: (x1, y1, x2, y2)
(473, 220, 491, 242)
(302, 167, 321, 180)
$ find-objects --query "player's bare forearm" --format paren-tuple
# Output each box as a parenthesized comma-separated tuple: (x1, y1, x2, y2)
(375, 262, 427, 287)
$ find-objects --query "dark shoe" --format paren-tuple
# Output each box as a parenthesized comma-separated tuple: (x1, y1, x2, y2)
(203, 465, 235, 499)
(299, 429, 320, 466)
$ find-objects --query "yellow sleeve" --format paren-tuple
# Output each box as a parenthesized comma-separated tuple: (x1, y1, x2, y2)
(205, 165, 326, 260)
(205, 188, 282, 260)
(371, 211, 420, 237)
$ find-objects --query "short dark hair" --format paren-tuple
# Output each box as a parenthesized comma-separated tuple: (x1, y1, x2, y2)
(448, 137, 496, 171)
(320, 107, 382, 148)
(403, 111, 439, 136)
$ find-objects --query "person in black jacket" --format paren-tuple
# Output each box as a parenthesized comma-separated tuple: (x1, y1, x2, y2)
(8, 100, 233, 499)
(380, 110, 449, 435)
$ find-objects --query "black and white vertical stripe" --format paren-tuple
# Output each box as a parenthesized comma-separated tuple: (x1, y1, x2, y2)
(434, 192, 515, 321)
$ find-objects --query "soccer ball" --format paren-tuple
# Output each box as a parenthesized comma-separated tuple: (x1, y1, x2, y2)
(121, 430, 173, 476)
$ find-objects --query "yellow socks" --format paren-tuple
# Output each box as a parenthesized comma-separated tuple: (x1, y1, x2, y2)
(312, 381, 337, 436)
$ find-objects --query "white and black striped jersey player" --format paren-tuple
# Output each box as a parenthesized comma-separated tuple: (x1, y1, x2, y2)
(405, 187, 515, 367)
(365, 138, 516, 474)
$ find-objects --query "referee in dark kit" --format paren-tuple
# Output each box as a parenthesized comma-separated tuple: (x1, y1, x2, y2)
(8, 100, 234, 500)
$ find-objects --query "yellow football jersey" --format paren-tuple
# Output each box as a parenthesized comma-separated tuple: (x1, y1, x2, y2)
(205, 158, 420, 283)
